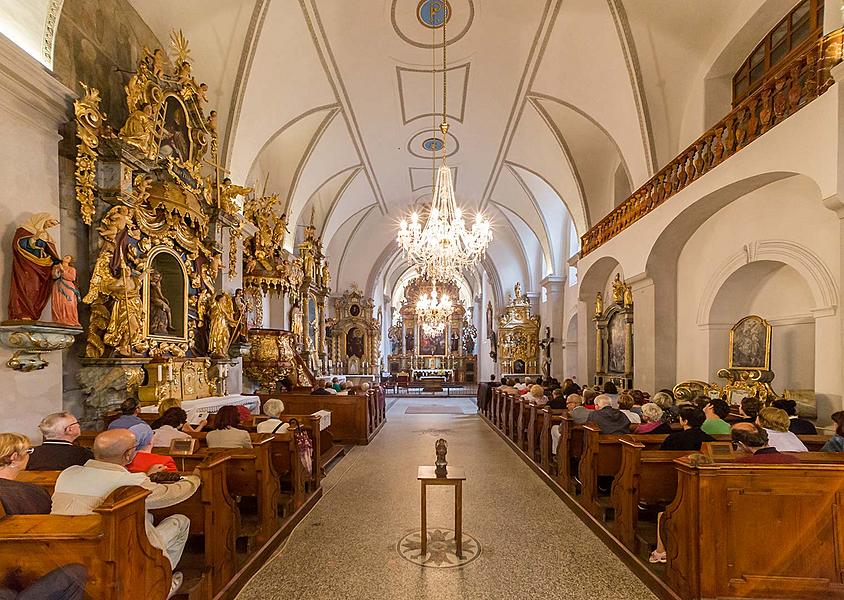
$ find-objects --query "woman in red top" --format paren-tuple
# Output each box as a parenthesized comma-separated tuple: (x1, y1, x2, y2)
(126, 423, 177, 473)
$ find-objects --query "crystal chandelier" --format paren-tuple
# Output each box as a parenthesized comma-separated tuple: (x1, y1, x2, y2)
(397, 3, 491, 282)
(416, 281, 453, 336)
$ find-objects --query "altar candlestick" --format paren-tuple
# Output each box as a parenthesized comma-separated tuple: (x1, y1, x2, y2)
(157, 364, 163, 381)
(168, 363, 173, 381)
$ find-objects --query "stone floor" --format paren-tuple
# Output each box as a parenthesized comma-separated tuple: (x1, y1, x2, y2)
(237, 397, 656, 599)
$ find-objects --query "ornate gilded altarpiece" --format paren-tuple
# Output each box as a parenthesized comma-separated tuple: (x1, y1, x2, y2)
(388, 278, 476, 383)
(496, 284, 540, 376)
(593, 274, 633, 389)
(72, 32, 251, 414)
(327, 287, 380, 375)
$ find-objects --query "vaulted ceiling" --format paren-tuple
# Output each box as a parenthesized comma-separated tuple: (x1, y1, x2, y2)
(3, 0, 779, 304)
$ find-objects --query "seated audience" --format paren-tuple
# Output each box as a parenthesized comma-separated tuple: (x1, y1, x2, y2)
(51, 429, 201, 597)
(0, 433, 51, 515)
(126, 423, 177, 474)
(756, 407, 808, 452)
(566, 394, 590, 425)
(523, 384, 548, 406)
(27, 411, 93, 471)
(630, 389, 647, 412)
(617, 393, 641, 424)
(602, 381, 620, 407)
(151, 407, 196, 448)
(331, 377, 342, 393)
(581, 388, 598, 409)
(634, 403, 671, 434)
(277, 375, 294, 393)
(360, 382, 371, 393)
(499, 378, 518, 394)
(337, 381, 354, 396)
(107, 397, 144, 430)
(821, 411, 844, 452)
(488, 375, 499, 387)
(651, 391, 679, 423)
(732, 422, 800, 463)
(156, 397, 183, 416)
(547, 388, 565, 409)
(772, 398, 817, 435)
(660, 405, 713, 451)
(206, 405, 252, 448)
(701, 398, 732, 435)
(736, 396, 761, 423)
(514, 378, 527, 392)
(587, 394, 630, 434)
(256, 398, 290, 434)
(311, 380, 331, 395)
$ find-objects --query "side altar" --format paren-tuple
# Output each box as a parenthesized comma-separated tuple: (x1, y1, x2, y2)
(70, 32, 255, 417)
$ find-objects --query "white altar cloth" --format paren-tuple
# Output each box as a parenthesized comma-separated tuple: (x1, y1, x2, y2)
(141, 394, 260, 424)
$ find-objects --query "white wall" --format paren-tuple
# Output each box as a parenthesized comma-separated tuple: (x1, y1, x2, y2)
(0, 34, 74, 439)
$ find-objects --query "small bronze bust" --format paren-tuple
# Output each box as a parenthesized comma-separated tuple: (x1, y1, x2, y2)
(435, 438, 448, 477)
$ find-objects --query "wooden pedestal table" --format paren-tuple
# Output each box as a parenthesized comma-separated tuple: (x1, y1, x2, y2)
(418, 466, 466, 558)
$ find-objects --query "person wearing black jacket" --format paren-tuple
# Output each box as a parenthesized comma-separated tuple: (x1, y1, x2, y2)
(27, 412, 93, 471)
(660, 405, 714, 451)
(772, 399, 817, 435)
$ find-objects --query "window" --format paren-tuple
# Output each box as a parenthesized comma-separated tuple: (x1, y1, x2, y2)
(568, 221, 579, 287)
(732, 0, 823, 106)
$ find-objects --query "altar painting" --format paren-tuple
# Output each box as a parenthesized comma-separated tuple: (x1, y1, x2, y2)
(346, 326, 365, 358)
(157, 96, 192, 163)
(420, 330, 446, 356)
(729, 315, 771, 370)
(607, 312, 625, 373)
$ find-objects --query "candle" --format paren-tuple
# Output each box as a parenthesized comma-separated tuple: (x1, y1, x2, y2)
(168, 363, 173, 381)
(157, 364, 162, 381)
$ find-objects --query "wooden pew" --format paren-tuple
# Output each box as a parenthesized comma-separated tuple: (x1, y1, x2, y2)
(19, 456, 238, 598)
(662, 457, 844, 600)
(258, 392, 383, 445)
(0, 486, 175, 600)
(171, 434, 280, 547)
(514, 396, 527, 449)
(554, 416, 586, 493)
(251, 414, 328, 490)
(610, 439, 690, 552)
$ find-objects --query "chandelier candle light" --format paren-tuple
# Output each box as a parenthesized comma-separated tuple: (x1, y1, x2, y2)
(397, 2, 491, 282)
(416, 281, 453, 336)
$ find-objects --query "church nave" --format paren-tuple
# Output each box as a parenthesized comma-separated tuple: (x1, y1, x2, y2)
(238, 398, 654, 600)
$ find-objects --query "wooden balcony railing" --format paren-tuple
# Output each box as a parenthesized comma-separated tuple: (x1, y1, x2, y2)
(580, 28, 844, 257)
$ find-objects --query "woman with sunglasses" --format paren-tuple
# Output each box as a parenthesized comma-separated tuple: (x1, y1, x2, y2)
(0, 432, 51, 514)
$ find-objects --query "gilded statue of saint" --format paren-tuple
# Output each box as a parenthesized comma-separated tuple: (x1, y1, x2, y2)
(514, 282, 522, 299)
(219, 178, 253, 214)
(208, 293, 236, 358)
(119, 104, 155, 155)
(103, 265, 145, 357)
(595, 291, 604, 316)
(612, 273, 624, 305)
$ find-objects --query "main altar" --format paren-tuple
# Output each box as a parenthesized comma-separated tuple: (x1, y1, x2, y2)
(387, 277, 476, 383)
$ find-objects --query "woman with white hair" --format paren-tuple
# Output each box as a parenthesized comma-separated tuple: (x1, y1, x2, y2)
(256, 398, 290, 434)
(634, 403, 672, 434)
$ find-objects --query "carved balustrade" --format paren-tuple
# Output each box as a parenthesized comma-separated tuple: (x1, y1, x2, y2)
(581, 28, 844, 256)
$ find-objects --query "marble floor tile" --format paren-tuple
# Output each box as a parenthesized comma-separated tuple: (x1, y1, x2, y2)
(237, 397, 656, 600)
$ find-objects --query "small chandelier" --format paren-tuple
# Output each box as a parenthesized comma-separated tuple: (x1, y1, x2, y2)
(416, 281, 453, 336)
(397, 3, 491, 281)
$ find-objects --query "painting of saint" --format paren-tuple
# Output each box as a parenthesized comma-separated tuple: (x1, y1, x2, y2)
(146, 251, 186, 339)
(420, 330, 445, 356)
(147, 269, 172, 335)
(346, 327, 365, 358)
(730, 316, 771, 370)
(607, 313, 626, 373)
(159, 97, 191, 162)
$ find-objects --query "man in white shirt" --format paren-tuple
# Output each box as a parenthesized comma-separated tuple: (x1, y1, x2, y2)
(51, 429, 200, 597)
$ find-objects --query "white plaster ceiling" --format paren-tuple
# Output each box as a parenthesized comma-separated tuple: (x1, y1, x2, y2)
(45, 0, 788, 307)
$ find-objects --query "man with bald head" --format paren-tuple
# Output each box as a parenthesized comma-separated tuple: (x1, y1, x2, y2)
(731, 422, 800, 463)
(27, 411, 93, 471)
(51, 429, 200, 597)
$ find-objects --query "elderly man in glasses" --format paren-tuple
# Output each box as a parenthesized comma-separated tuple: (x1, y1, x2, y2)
(27, 411, 93, 471)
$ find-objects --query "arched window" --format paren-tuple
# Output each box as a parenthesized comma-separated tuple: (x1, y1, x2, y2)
(732, 0, 824, 105)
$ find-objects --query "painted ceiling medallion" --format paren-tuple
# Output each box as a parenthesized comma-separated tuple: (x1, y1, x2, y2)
(417, 0, 451, 28)
(422, 137, 444, 152)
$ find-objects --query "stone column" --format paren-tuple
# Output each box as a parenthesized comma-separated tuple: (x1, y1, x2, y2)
(0, 35, 75, 438)
(541, 275, 566, 380)
(628, 275, 658, 393)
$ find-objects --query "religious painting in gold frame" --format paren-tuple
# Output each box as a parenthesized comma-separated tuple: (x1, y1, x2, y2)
(154, 94, 194, 164)
(728, 315, 771, 371)
(143, 246, 189, 343)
